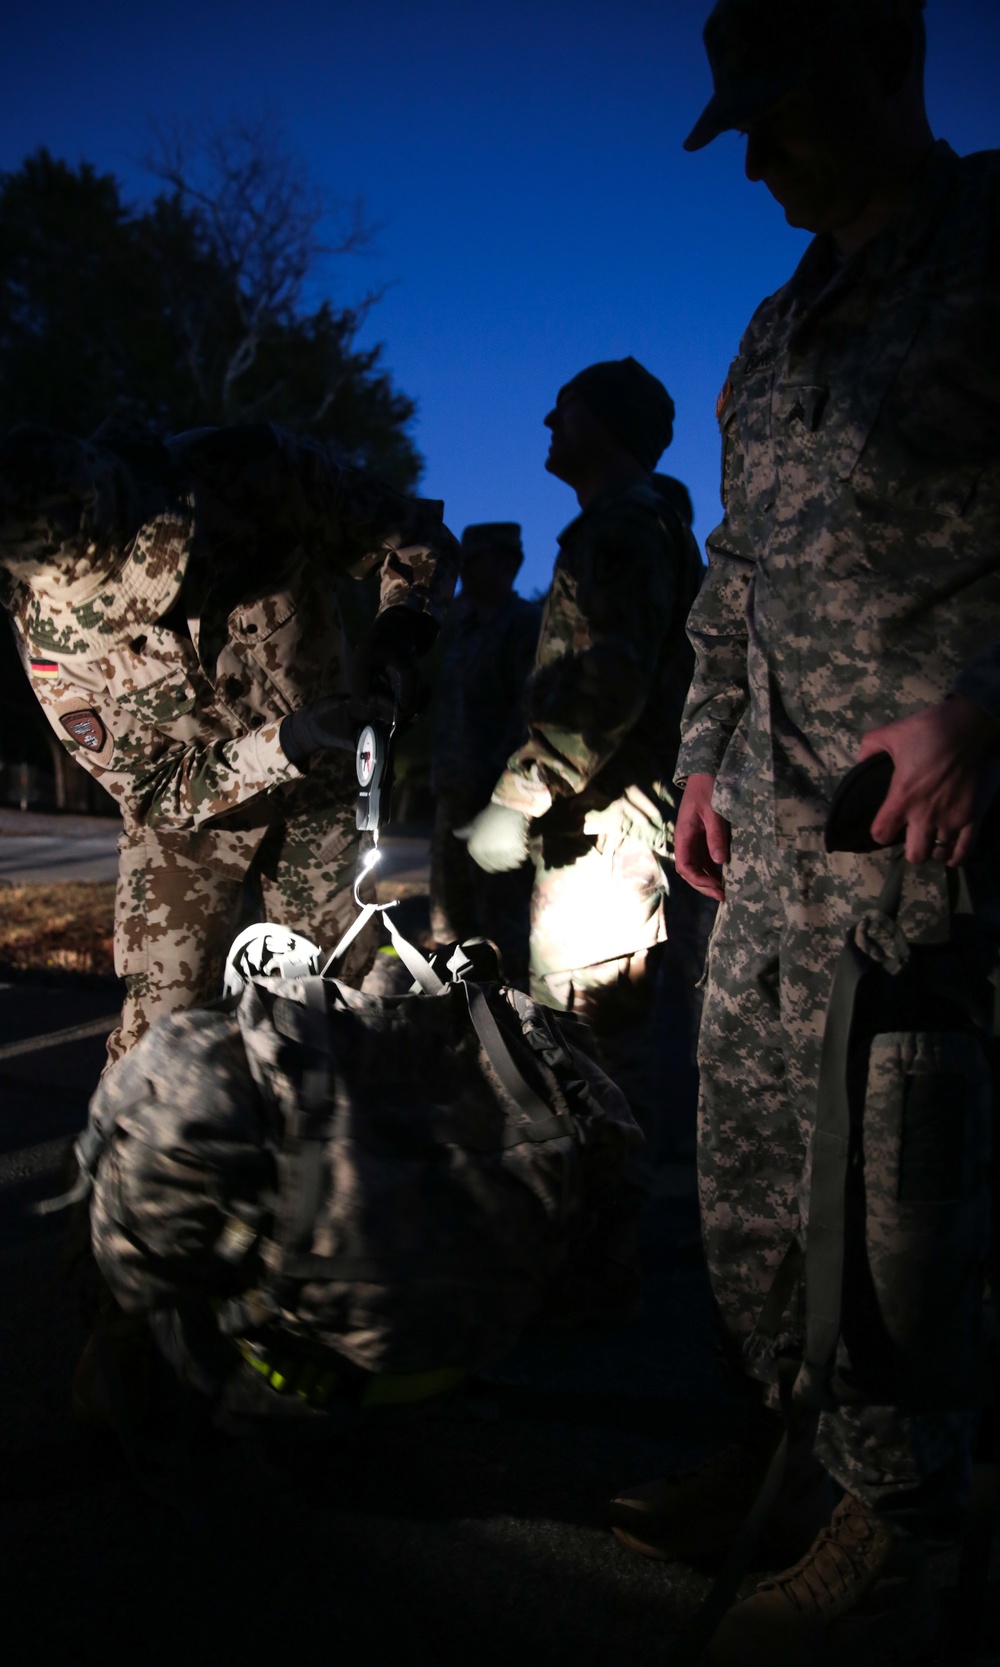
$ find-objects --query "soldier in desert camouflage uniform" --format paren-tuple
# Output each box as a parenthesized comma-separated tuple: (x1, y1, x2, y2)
(0, 421, 456, 1064)
(611, 3, 1000, 1661)
(429, 522, 541, 986)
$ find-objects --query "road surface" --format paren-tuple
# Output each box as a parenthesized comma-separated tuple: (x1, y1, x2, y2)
(0, 808, 428, 892)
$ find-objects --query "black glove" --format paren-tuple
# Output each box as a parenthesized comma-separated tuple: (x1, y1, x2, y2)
(279, 695, 392, 766)
(358, 607, 435, 724)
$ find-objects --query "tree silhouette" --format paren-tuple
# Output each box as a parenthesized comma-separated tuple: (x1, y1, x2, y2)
(0, 129, 420, 485)
(0, 128, 422, 809)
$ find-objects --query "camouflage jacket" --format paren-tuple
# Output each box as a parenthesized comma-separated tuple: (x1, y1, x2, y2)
(677, 142, 1000, 844)
(492, 478, 703, 844)
(431, 590, 542, 804)
(8, 427, 457, 874)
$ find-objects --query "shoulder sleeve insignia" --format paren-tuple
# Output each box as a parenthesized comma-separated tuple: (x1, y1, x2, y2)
(716, 377, 734, 422)
(30, 659, 60, 680)
(59, 709, 108, 752)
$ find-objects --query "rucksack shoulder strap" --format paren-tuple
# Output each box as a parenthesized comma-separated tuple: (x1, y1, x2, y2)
(798, 853, 905, 1405)
(462, 985, 568, 1148)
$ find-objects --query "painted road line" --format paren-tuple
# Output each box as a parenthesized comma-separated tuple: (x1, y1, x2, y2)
(0, 1014, 117, 1061)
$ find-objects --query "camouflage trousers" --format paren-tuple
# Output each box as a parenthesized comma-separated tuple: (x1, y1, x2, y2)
(109, 805, 374, 1067)
(529, 821, 670, 1178)
(528, 822, 668, 1013)
(430, 791, 533, 988)
(699, 823, 990, 1525)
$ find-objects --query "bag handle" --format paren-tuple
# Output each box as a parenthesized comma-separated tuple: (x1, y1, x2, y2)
(321, 885, 447, 997)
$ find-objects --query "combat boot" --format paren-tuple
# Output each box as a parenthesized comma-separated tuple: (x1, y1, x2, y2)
(706, 1492, 942, 1667)
(610, 1438, 833, 1564)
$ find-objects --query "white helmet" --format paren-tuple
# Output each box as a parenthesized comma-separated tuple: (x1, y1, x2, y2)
(223, 923, 323, 997)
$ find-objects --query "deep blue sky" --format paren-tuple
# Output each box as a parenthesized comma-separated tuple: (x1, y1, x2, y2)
(2, 1, 998, 595)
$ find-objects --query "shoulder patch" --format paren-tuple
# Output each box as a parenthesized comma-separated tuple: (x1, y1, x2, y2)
(59, 708, 108, 753)
(716, 377, 734, 422)
(30, 659, 60, 680)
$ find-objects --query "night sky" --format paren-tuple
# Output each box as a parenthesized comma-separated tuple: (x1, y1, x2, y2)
(2, 0, 998, 594)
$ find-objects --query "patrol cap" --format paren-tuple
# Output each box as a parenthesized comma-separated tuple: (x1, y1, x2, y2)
(683, 0, 927, 152)
(558, 357, 675, 472)
(461, 522, 524, 558)
(0, 422, 189, 634)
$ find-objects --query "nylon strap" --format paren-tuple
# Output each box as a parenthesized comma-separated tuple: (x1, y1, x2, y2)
(320, 903, 380, 976)
(271, 977, 333, 1281)
(672, 1439, 789, 1667)
(798, 854, 904, 1405)
(743, 1239, 804, 1365)
(669, 1246, 807, 1662)
(383, 910, 447, 994)
(321, 898, 448, 995)
(797, 937, 869, 1402)
(462, 983, 568, 1146)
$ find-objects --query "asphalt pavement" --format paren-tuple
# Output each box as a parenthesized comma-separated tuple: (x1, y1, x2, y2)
(0, 807, 429, 890)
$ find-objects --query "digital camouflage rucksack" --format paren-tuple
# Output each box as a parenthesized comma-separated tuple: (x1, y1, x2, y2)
(78, 947, 641, 1423)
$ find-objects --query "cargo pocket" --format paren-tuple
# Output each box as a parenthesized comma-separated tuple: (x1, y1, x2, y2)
(848, 1029, 992, 1407)
(113, 835, 149, 977)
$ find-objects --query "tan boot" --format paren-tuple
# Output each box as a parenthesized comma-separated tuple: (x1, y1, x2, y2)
(611, 1441, 833, 1565)
(706, 1492, 942, 1667)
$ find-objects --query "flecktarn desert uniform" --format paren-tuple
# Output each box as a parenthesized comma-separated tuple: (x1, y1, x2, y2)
(0, 421, 457, 1062)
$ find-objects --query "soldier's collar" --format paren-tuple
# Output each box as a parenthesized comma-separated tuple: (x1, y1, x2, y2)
(780, 140, 961, 333)
(860, 139, 961, 288)
(558, 477, 657, 541)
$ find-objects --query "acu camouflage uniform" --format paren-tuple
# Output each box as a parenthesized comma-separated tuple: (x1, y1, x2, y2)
(4, 425, 456, 1063)
(678, 142, 1000, 1522)
(492, 478, 704, 1076)
(430, 588, 541, 984)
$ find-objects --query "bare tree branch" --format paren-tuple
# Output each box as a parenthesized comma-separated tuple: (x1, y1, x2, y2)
(143, 114, 382, 414)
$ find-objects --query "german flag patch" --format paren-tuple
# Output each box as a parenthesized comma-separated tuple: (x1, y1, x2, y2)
(30, 659, 60, 679)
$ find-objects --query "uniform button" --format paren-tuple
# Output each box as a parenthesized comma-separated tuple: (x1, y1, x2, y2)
(224, 675, 243, 702)
(244, 622, 258, 635)
(249, 714, 264, 731)
(130, 635, 147, 654)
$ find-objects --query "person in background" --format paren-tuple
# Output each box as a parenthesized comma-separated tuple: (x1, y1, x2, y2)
(462, 356, 705, 1320)
(429, 522, 540, 987)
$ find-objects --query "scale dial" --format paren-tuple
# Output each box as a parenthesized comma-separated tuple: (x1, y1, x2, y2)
(355, 720, 393, 833)
(356, 723, 379, 789)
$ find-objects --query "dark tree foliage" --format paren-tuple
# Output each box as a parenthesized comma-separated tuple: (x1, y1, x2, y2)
(0, 143, 421, 490)
(0, 138, 421, 806)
